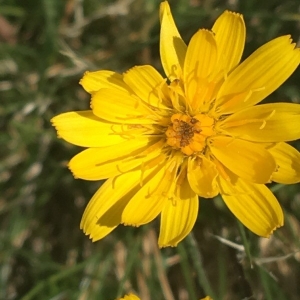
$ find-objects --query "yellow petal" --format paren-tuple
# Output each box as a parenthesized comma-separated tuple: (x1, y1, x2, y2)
(159, 1, 187, 80)
(51, 111, 129, 147)
(91, 88, 156, 124)
(212, 11, 245, 74)
(269, 142, 300, 184)
(69, 138, 154, 180)
(218, 103, 300, 142)
(209, 136, 276, 183)
(158, 178, 199, 247)
(218, 177, 284, 237)
(123, 65, 170, 109)
(187, 156, 219, 198)
(216, 35, 300, 114)
(80, 70, 128, 94)
(183, 29, 218, 110)
(121, 161, 169, 225)
(184, 30, 217, 81)
(81, 164, 166, 241)
(80, 169, 145, 241)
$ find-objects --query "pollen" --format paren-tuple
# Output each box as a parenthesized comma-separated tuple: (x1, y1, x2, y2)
(165, 113, 215, 155)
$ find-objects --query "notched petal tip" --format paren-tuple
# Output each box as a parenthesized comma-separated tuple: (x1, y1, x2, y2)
(219, 178, 284, 238)
(219, 10, 244, 22)
(122, 222, 140, 227)
(50, 113, 77, 142)
(81, 228, 102, 243)
(79, 71, 94, 93)
(158, 242, 178, 248)
(50, 117, 61, 137)
(91, 236, 99, 243)
(265, 221, 284, 238)
(50, 116, 56, 124)
(257, 202, 284, 238)
(80, 225, 95, 241)
(195, 28, 215, 37)
(67, 162, 78, 179)
(79, 71, 89, 85)
(83, 231, 94, 241)
(228, 10, 243, 17)
(50, 114, 64, 127)
(80, 220, 117, 243)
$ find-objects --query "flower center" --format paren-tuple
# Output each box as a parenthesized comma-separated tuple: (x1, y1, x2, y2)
(165, 113, 215, 156)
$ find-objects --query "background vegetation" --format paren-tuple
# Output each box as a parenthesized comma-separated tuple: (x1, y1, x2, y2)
(1, 0, 300, 299)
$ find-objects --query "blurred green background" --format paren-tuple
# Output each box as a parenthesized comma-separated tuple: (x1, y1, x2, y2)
(1, 0, 300, 299)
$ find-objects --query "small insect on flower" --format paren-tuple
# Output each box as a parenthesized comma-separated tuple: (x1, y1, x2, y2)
(51, 1, 300, 247)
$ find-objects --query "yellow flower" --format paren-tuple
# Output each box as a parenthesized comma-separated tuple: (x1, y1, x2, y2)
(116, 294, 211, 300)
(117, 294, 140, 300)
(51, 1, 300, 247)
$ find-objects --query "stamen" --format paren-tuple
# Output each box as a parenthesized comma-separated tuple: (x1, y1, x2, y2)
(145, 159, 176, 199)
(165, 113, 215, 156)
(219, 109, 276, 130)
(110, 124, 148, 139)
(243, 87, 265, 103)
(259, 109, 276, 129)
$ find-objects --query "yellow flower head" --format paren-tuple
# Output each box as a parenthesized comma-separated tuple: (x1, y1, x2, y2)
(117, 294, 140, 300)
(52, 1, 300, 247)
(115, 294, 211, 300)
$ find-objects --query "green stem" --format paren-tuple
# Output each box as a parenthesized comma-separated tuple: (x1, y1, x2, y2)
(185, 232, 217, 300)
(177, 243, 198, 300)
(237, 221, 253, 268)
